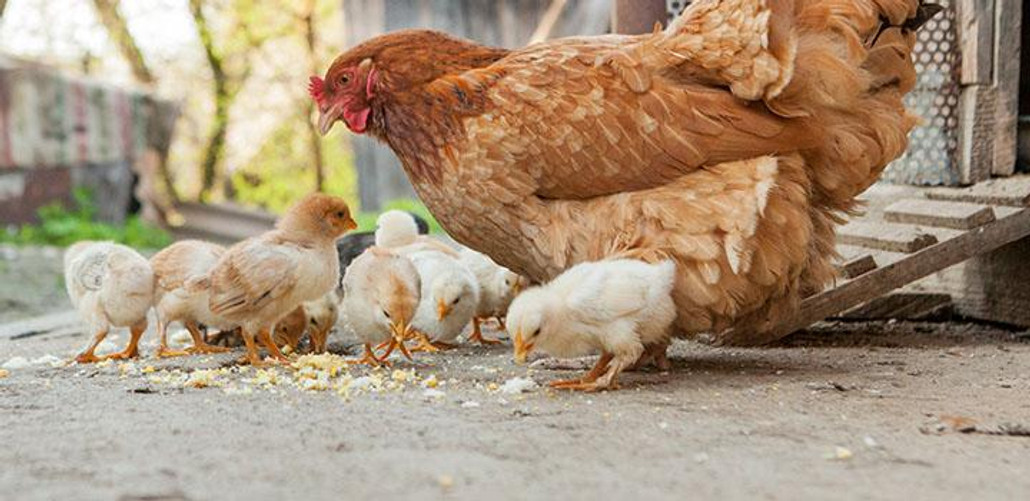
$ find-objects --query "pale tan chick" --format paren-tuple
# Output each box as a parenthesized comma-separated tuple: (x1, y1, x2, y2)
(64, 241, 155, 363)
(193, 193, 357, 366)
(458, 247, 528, 344)
(272, 305, 308, 353)
(507, 259, 676, 391)
(302, 291, 340, 353)
(150, 240, 233, 357)
(340, 247, 421, 365)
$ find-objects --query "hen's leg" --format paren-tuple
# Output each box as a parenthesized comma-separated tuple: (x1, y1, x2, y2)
(107, 320, 146, 360)
(256, 327, 290, 364)
(467, 317, 502, 345)
(550, 352, 613, 388)
(184, 321, 230, 355)
(74, 324, 110, 364)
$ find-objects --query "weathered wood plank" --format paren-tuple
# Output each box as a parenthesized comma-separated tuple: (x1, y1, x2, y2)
(837, 221, 940, 253)
(838, 255, 877, 280)
(955, 0, 995, 85)
(770, 208, 1030, 339)
(838, 293, 953, 321)
(957, 84, 996, 184)
(991, 0, 1022, 176)
(883, 199, 996, 229)
(924, 176, 1030, 207)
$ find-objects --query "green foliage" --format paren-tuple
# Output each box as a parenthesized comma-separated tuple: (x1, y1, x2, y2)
(1, 188, 172, 249)
(230, 118, 358, 213)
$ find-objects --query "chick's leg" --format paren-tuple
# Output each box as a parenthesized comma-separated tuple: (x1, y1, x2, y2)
(239, 329, 267, 367)
(558, 352, 634, 392)
(467, 318, 502, 345)
(107, 320, 146, 360)
(184, 321, 230, 354)
(348, 343, 387, 366)
(408, 330, 442, 352)
(256, 327, 290, 364)
(549, 352, 613, 389)
(155, 318, 190, 358)
(74, 324, 110, 364)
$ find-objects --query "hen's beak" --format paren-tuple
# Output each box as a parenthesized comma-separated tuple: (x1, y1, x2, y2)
(513, 331, 533, 365)
(317, 105, 342, 136)
(437, 300, 450, 321)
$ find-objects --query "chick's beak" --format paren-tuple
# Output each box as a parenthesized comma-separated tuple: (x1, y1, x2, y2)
(513, 331, 533, 365)
(436, 300, 450, 321)
(344, 216, 358, 231)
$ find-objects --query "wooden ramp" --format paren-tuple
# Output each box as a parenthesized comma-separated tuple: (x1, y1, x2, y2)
(768, 193, 1030, 339)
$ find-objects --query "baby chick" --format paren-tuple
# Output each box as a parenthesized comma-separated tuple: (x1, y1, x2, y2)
(150, 240, 232, 357)
(336, 211, 430, 277)
(506, 259, 676, 391)
(375, 210, 458, 258)
(272, 305, 308, 353)
(303, 290, 339, 353)
(407, 249, 480, 350)
(340, 247, 420, 365)
(64, 241, 155, 363)
(193, 193, 356, 366)
(458, 247, 529, 344)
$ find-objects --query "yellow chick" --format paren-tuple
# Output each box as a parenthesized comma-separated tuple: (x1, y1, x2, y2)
(303, 290, 340, 353)
(272, 305, 308, 353)
(340, 247, 420, 365)
(191, 193, 356, 366)
(374, 210, 457, 257)
(64, 241, 155, 363)
(150, 240, 232, 357)
(458, 247, 529, 344)
(506, 259, 676, 391)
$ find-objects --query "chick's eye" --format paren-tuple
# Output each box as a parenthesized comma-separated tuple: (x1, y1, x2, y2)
(382, 309, 390, 319)
(336, 211, 345, 218)
(533, 328, 541, 337)
(452, 297, 460, 305)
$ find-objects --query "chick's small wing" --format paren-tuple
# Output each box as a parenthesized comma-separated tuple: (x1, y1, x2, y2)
(208, 241, 298, 317)
(564, 265, 651, 327)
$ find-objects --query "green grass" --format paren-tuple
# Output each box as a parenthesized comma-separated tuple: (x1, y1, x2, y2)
(1, 188, 172, 249)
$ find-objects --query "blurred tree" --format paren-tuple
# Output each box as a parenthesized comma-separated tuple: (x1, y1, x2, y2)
(0, 0, 8, 19)
(188, 0, 289, 201)
(300, 0, 326, 191)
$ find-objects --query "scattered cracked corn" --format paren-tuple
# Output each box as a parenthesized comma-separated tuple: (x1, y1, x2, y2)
(486, 382, 499, 392)
(185, 369, 225, 388)
(293, 353, 348, 377)
(0, 369, 9, 378)
(828, 447, 853, 460)
(422, 375, 439, 388)
(438, 475, 454, 489)
(142, 366, 156, 374)
(249, 369, 281, 387)
(391, 369, 415, 383)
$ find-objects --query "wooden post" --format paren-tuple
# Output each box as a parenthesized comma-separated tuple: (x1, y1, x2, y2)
(991, 0, 1022, 176)
(955, 0, 997, 184)
(612, 0, 667, 34)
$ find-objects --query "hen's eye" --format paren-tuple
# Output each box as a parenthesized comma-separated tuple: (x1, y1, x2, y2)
(339, 74, 351, 85)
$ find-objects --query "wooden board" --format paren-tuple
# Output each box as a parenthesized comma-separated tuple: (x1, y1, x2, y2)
(837, 221, 940, 253)
(991, 0, 1022, 176)
(838, 293, 953, 321)
(838, 255, 877, 279)
(924, 176, 1030, 207)
(767, 207, 1030, 340)
(883, 199, 995, 229)
(955, 0, 995, 85)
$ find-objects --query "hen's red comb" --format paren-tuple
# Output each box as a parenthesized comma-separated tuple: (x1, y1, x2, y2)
(308, 76, 325, 103)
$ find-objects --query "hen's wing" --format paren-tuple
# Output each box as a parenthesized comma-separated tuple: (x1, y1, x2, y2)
(208, 240, 298, 318)
(440, 33, 813, 202)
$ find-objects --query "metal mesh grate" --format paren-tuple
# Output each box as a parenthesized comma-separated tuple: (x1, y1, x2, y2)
(882, 0, 961, 185)
(666, 0, 690, 20)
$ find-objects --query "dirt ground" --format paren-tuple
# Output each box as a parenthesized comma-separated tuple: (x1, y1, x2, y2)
(1, 245, 1029, 500)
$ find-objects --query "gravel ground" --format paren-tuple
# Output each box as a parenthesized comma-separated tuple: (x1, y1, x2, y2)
(1, 245, 1029, 500)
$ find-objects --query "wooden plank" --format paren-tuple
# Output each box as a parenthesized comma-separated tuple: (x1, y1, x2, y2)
(883, 199, 996, 229)
(769, 208, 1030, 339)
(991, 0, 1022, 176)
(957, 84, 995, 184)
(838, 255, 877, 279)
(837, 221, 940, 253)
(838, 293, 953, 321)
(612, 0, 666, 33)
(924, 176, 1030, 207)
(955, 0, 995, 85)
(0, 310, 79, 340)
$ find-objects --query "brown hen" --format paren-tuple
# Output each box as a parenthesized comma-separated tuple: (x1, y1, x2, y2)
(314, 0, 940, 345)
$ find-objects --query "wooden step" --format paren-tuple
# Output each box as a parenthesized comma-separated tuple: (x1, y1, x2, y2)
(837, 221, 939, 253)
(884, 199, 996, 230)
(925, 176, 1030, 207)
(838, 293, 953, 321)
(838, 254, 877, 279)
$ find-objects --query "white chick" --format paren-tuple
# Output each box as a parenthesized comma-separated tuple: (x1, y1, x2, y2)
(193, 193, 356, 366)
(150, 240, 232, 357)
(375, 209, 458, 258)
(458, 247, 529, 344)
(64, 241, 155, 363)
(506, 258, 676, 391)
(340, 247, 421, 365)
(408, 249, 480, 350)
